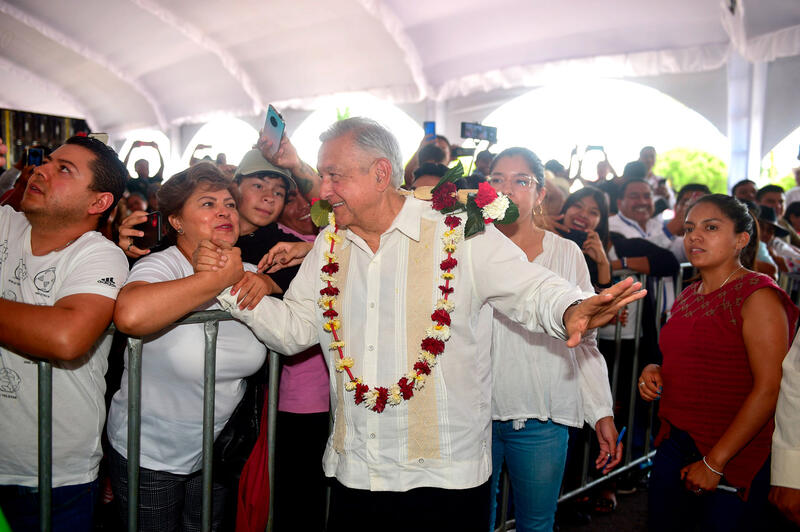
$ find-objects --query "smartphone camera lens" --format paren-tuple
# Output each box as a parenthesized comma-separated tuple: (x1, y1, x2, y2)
(270, 116, 278, 127)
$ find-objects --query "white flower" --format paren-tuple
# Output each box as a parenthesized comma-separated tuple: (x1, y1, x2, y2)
(435, 299, 455, 313)
(321, 273, 337, 283)
(482, 194, 510, 221)
(388, 384, 402, 405)
(318, 295, 336, 309)
(419, 351, 438, 366)
(414, 374, 426, 390)
(425, 324, 451, 341)
(329, 340, 345, 351)
(365, 389, 379, 408)
(345, 380, 358, 391)
(335, 357, 354, 372)
(328, 211, 336, 227)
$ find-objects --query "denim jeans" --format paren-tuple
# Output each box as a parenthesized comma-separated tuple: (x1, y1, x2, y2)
(489, 419, 569, 532)
(648, 427, 771, 532)
(0, 479, 98, 532)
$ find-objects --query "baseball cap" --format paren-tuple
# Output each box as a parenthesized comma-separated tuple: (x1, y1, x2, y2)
(235, 149, 297, 192)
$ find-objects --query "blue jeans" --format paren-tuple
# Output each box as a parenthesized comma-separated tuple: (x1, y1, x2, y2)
(648, 427, 771, 532)
(0, 479, 98, 532)
(489, 419, 569, 532)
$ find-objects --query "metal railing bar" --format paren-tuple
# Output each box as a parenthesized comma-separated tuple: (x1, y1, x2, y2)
(37, 361, 52, 532)
(126, 337, 143, 532)
(266, 350, 280, 532)
(201, 320, 220, 531)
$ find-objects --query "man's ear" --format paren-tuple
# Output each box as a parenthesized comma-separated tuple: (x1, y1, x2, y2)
(88, 192, 115, 216)
(373, 158, 394, 192)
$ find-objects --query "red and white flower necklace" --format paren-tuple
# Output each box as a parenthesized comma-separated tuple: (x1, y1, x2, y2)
(318, 211, 464, 413)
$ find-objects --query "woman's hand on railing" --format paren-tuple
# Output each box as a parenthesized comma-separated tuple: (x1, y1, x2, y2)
(192, 239, 244, 290)
(230, 272, 274, 310)
(258, 241, 313, 273)
(118, 210, 151, 258)
(637, 364, 662, 401)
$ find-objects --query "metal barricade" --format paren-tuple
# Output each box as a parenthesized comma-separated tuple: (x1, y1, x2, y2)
(34, 310, 280, 532)
(779, 271, 800, 306)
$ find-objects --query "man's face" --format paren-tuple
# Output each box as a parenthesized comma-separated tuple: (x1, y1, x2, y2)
(22, 144, 98, 224)
(759, 191, 785, 218)
(237, 175, 287, 229)
(617, 181, 654, 226)
(639, 148, 656, 172)
(318, 134, 382, 232)
(134, 159, 149, 179)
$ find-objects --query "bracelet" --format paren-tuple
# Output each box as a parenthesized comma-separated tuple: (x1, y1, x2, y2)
(702, 456, 723, 476)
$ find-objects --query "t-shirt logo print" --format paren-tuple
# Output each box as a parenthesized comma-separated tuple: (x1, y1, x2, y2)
(0, 240, 8, 267)
(34, 267, 56, 292)
(14, 259, 27, 281)
(96, 277, 116, 288)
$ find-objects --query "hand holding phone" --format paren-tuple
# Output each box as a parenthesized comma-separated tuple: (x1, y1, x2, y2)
(262, 105, 286, 159)
(133, 211, 162, 250)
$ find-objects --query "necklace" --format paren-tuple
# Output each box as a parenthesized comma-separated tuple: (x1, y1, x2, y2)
(319, 211, 463, 413)
(698, 265, 743, 294)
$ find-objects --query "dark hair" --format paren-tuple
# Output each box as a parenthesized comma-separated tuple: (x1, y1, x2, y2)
(622, 161, 647, 179)
(639, 146, 655, 157)
(418, 144, 447, 165)
(618, 178, 650, 198)
(413, 162, 448, 181)
(676, 183, 710, 205)
(687, 194, 757, 264)
(756, 184, 784, 201)
(544, 159, 565, 175)
(731, 179, 756, 196)
(490, 147, 545, 188)
(158, 162, 239, 242)
(785, 201, 800, 220)
(560, 186, 610, 247)
(475, 150, 494, 163)
(64, 135, 127, 226)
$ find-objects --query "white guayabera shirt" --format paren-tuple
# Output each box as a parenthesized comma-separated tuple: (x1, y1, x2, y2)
(219, 197, 589, 491)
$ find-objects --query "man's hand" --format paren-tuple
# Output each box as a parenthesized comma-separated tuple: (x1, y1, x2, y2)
(770, 486, 800, 525)
(595, 416, 622, 474)
(192, 239, 244, 290)
(563, 277, 645, 347)
(258, 133, 300, 173)
(230, 272, 274, 310)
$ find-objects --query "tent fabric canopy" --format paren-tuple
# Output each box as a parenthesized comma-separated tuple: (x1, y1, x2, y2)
(1, 0, 799, 136)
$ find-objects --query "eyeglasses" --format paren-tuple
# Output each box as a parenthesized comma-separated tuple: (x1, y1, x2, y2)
(488, 175, 537, 188)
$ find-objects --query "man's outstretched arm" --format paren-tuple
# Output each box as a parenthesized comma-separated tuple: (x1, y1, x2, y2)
(0, 294, 116, 361)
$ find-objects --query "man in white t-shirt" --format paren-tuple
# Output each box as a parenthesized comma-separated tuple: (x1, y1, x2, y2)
(0, 135, 129, 532)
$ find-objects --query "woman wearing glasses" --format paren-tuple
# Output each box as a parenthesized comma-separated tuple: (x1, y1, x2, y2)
(486, 148, 620, 532)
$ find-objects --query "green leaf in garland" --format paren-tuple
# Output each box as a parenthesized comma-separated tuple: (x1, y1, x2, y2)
(495, 199, 520, 225)
(310, 199, 333, 227)
(464, 196, 486, 239)
(431, 161, 465, 193)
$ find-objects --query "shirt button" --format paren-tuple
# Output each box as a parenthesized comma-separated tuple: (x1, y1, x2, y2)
(370, 433, 376, 439)
(368, 345, 374, 351)
(369, 302, 375, 309)
(418, 458, 424, 464)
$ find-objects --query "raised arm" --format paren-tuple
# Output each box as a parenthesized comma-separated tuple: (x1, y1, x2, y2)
(258, 134, 320, 201)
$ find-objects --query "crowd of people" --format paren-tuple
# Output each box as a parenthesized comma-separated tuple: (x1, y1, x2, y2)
(0, 118, 798, 532)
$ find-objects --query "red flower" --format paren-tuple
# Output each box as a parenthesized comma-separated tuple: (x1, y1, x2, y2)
(398, 377, 415, 400)
(475, 181, 498, 208)
(432, 182, 458, 211)
(440, 257, 457, 271)
(439, 284, 454, 295)
(321, 262, 339, 274)
(431, 309, 451, 326)
(320, 286, 340, 296)
(354, 383, 369, 405)
(444, 215, 462, 229)
(373, 387, 389, 413)
(323, 309, 338, 318)
(414, 360, 431, 375)
(421, 337, 445, 355)
(484, 218, 493, 225)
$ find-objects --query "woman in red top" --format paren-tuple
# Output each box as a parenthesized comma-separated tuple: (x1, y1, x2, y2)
(638, 194, 798, 531)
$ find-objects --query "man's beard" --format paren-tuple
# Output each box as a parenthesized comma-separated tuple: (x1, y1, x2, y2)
(23, 201, 86, 231)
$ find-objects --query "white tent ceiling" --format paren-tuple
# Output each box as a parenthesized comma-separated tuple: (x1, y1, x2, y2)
(1, 0, 800, 153)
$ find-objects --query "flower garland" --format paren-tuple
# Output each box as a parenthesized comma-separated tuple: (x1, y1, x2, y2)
(319, 211, 464, 413)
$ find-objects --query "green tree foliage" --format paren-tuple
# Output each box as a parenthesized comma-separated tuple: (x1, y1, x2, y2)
(653, 148, 729, 194)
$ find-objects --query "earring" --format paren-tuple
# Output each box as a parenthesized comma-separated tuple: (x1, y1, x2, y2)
(177, 228, 184, 235)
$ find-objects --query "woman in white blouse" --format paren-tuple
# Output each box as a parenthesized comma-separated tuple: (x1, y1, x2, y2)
(486, 148, 621, 532)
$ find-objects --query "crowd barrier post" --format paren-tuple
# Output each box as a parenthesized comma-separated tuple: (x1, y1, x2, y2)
(37, 361, 52, 532)
(200, 320, 220, 531)
(125, 337, 143, 532)
(624, 273, 646, 464)
(266, 350, 281, 532)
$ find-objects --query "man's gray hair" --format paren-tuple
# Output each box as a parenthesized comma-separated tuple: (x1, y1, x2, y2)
(319, 117, 403, 188)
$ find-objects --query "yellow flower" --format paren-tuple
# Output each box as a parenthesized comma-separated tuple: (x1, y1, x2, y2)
(444, 243, 456, 253)
(324, 251, 337, 261)
(441, 272, 454, 280)
(323, 319, 341, 332)
(328, 211, 336, 227)
(425, 324, 451, 341)
(329, 341, 346, 351)
(335, 357, 354, 372)
(345, 378, 361, 391)
(325, 231, 342, 244)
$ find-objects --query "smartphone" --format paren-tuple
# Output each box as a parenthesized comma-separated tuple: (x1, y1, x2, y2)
(561, 228, 588, 249)
(460, 122, 497, 144)
(25, 147, 44, 167)
(133, 211, 162, 250)
(262, 105, 286, 158)
(423, 121, 436, 140)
